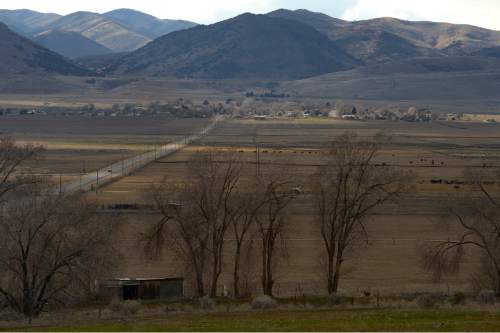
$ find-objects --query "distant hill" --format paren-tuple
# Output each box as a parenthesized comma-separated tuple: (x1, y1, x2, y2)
(76, 52, 128, 71)
(0, 22, 90, 76)
(267, 9, 500, 62)
(44, 11, 151, 52)
(0, 9, 60, 36)
(471, 46, 500, 58)
(267, 9, 348, 34)
(103, 8, 197, 39)
(283, 56, 500, 101)
(108, 13, 359, 79)
(33, 30, 112, 59)
(348, 18, 500, 55)
(0, 8, 198, 56)
(331, 28, 440, 63)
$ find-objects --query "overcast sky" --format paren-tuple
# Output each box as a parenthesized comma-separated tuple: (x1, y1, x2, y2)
(1, 0, 500, 30)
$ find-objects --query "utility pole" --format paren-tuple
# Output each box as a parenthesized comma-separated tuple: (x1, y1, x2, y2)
(254, 125, 260, 178)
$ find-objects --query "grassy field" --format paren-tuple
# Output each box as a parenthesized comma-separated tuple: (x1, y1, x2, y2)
(5, 308, 500, 332)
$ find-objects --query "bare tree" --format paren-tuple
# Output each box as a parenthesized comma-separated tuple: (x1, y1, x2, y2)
(230, 184, 262, 298)
(144, 181, 210, 297)
(254, 164, 298, 296)
(421, 169, 500, 295)
(0, 137, 43, 201)
(144, 151, 243, 297)
(0, 184, 118, 319)
(188, 152, 243, 297)
(313, 132, 410, 294)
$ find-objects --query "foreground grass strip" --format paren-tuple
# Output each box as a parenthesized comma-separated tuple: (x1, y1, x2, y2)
(5, 308, 500, 332)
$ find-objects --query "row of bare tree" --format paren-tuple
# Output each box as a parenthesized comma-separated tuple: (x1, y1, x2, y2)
(143, 133, 414, 297)
(144, 151, 300, 298)
(0, 138, 118, 319)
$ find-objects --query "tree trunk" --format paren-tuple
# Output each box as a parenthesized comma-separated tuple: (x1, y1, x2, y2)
(261, 242, 267, 295)
(262, 240, 274, 296)
(233, 243, 242, 298)
(195, 269, 205, 297)
(332, 255, 343, 294)
(209, 258, 219, 298)
(496, 269, 500, 297)
(327, 252, 335, 295)
(22, 282, 36, 319)
(209, 246, 223, 298)
(264, 258, 274, 296)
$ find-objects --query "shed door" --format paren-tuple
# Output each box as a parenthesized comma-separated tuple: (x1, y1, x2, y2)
(123, 284, 139, 300)
(160, 279, 184, 298)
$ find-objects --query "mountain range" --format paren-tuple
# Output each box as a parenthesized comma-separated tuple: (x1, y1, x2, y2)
(2, 8, 500, 82)
(0, 8, 197, 56)
(269, 9, 500, 62)
(107, 9, 500, 78)
(108, 13, 360, 79)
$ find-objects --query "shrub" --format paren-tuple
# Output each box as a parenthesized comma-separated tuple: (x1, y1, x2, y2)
(0, 310, 23, 321)
(109, 300, 141, 316)
(198, 296, 216, 310)
(450, 292, 467, 306)
(251, 295, 276, 310)
(329, 295, 352, 306)
(417, 294, 442, 309)
(478, 290, 496, 305)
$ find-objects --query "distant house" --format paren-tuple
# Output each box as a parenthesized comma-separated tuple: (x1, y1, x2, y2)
(342, 114, 358, 120)
(254, 115, 268, 121)
(328, 109, 340, 118)
(421, 110, 433, 122)
(99, 277, 184, 301)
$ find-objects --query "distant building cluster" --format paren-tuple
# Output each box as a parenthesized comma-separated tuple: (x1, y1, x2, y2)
(235, 99, 440, 123)
(0, 99, 227, 119)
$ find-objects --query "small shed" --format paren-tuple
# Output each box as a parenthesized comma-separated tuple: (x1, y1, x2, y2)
(100, 277, 184, 301)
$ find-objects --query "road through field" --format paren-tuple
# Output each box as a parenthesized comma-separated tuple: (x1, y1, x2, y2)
(60, 115, 224, 193)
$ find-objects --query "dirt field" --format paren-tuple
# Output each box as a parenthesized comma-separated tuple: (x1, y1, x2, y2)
(0, 115, 211, 177)
(3, 115, 499, 295)
(77, 118, 500, 297)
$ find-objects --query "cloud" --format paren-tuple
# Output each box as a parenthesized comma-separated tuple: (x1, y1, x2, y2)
(341, 0, 500, 30)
